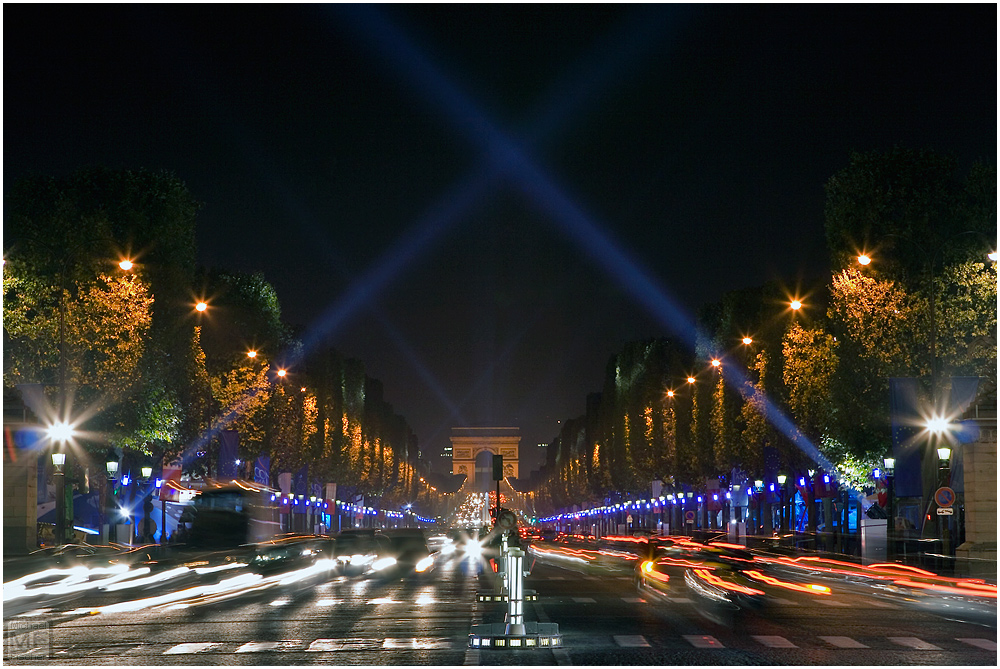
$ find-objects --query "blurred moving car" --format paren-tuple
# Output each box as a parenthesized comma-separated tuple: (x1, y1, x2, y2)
(368, 528, 435, 580)
(333, 529, 378, 576)
(249, 534, 335, 575)
(634, 537, 767, 626)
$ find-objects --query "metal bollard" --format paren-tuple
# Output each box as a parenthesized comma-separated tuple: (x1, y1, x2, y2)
(505, 547, 525, 635)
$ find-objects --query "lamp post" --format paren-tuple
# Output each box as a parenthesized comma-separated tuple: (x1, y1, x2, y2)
(937, 446, 952, 559)
(777, 474, 788, 533)
(140, 466, 153, 543)
(883, 456, 895, 558)
(106, 453, 119, 544)
(51, 451, 67, 546)
(155, 474, 167, 547)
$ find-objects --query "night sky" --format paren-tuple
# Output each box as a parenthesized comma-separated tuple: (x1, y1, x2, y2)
(4, 4, 996, 472)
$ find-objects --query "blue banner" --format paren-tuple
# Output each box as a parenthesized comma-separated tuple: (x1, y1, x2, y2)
(293, 466, 308, 496)
(948, 377, 980, 494)
(889, 378, 922, 497)
(254, 454, 270, 486)
(218, 430, 239, 479)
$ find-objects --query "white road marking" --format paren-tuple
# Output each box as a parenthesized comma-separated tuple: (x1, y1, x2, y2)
(621, 597, 645, 603)
(163, 643, 218, 654)
(383, 637, 453, 649)
(684, 635, 724, 648)
(888, 637, 942, 650)
(769, 597, 799, 606)
(819, 636, 868, 648)
(668, 597, 693, 604)
(572, 597, 596, 603)
(614, 635, 651, 647)
(753, 635, 797, 648)
(236, 641, 279, 653)
(957, 638, 997, 651)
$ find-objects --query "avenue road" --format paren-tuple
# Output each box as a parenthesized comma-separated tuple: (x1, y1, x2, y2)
(3, 545, 996, 665)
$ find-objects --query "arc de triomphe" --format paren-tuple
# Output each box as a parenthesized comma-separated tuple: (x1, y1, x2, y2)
(451, 427, 519, 482)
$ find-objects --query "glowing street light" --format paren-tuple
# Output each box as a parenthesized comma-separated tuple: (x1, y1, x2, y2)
(926, 416, 950, 435)
(277, 369, 287, 378)
(742, 337, 753, 345)
(989, 251, 998, 262)
(195, 301, 208, 312)
(666, 390, 675, 398)
(118, 259, 134, 271)
(857, 254, 871, 266)
(687, 377, 696, 384)
(710, 359, 721, 368)
(247, 350, 258, 358)
(936, 446, 952, 462)
(790, 300, 802, 311)
(46, 421, 74, 444)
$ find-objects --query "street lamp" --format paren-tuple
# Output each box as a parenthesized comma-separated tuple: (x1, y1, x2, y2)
(777, 474, 788, 532)
(106, 454, 119, 543)
(884, 456, 896, 558)
(51, 451, 67, 545)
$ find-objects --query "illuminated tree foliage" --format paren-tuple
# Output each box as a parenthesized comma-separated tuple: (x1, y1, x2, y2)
(782, 323, 839, 443)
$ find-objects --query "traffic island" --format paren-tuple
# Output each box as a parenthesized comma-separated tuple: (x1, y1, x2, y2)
(469, 543, 561, 650)
(468, 621, 562, 648)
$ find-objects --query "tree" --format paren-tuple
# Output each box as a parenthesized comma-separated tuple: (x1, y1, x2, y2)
(4, 167, 200, 459)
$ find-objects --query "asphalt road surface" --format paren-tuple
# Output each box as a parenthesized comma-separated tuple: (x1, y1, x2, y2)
(4, 551, 996, 665)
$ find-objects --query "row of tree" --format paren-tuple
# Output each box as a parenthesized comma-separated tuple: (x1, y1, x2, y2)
(538, 149, 997, 513)
(3, 167, 420, 509)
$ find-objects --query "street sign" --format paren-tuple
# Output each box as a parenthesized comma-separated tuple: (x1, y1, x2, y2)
(684, 510, 696, 524)
(934, 487, 956, 508)
(626, 514, 633, 524)
(936, 507, 954, 516)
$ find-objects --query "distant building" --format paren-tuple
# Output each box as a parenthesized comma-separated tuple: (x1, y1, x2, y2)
(450, 427, 520, 491)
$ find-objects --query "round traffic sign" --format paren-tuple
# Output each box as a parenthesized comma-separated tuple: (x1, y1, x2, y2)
(497, 509, 517, 530)
(684, 510, 696, 523)
(934, 487, 956, 508)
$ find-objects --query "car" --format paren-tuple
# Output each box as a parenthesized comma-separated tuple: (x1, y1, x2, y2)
(333, 529, 378, 576)
(249, 534, 335, 575)
(369, 528, 435, 579)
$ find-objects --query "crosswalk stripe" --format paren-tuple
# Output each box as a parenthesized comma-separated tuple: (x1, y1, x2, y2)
(163, 643, 218, 655)
(383, 638, 453, 649)
(684, 635, 724, 648)
(548, 576, 566, 580)
(888, 637, 942, 651)
(236, 641, 280, 653)
(819, 636, 868, 648)
(753, 635, 797, 648)
(957, 638, 997, 651)
(572, 597, 596, 603)
(151, 633, 999, 655)
(667, 597, 692, 604)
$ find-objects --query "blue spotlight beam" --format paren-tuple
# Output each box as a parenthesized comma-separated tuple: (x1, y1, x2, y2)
(336, 5, 866, 507)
